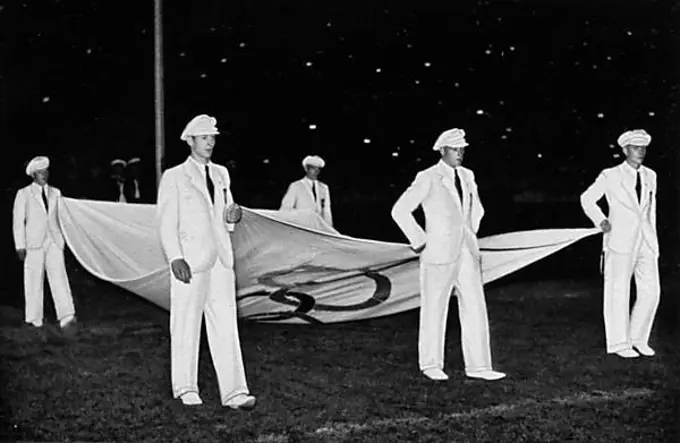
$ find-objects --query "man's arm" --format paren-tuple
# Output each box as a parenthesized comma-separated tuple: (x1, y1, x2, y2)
(468, 170, 485, 234)
(323, 184, 333, 227)
(650, 172, 657, 233)
(580, 171, 608, 230)
(280, 183, 297, 210)
(12, 189, 27, 253)
(156, 171, 182, 263)
(391, 171, 430, 250)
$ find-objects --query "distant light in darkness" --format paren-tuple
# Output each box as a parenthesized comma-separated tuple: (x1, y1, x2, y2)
(263, 159, 270, 164)
(363, 138, 371, 144)
(309, 124, 317, 130)
(392, 152, 399, 157)
(648, 111, 655, 116)
(42, 96, 50, 103)
(476, 109, 484, 115)
(424, 62, 431, 67)
(220, 58, 227, 63)
(597, 113, 604, 118)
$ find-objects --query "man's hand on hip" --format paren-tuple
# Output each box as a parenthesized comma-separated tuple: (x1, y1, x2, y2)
(171, 258, 192, 283)
(16, 249, 26, 261)
(411, 243, 426, 254)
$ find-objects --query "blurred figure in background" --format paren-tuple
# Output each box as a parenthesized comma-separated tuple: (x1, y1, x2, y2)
(124, 157, 145, 203)
(109, 159, 127, 202)
(280, 155, 333, 227)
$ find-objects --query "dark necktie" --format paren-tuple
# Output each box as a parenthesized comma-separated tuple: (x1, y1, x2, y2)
(454, 168, 463, 202)
(311, 181, 317, 202)
(635, 170, 641, 203)
(42, 188, 49, 211)
(205, 165, 214, 204)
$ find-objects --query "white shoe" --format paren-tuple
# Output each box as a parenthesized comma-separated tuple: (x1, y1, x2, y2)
(634, 344, 655, 357)
(224, 394, 256, 410)
(422, 368, 449, 381)
(466, 370, 506, 381)
(615, 349, 640, 359)
(59, 315, 75, 328)
(180, 392, 203, 406)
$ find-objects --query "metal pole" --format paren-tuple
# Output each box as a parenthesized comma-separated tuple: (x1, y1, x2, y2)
(154, 0, 165, 192)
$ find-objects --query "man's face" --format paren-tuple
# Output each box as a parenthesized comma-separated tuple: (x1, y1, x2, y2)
(623, 144, 646, 166)
(33, 168, 49, 186)
(440, 146, 465, 167)
(189, 135, 216, 161)
(305, 165, 321, 180)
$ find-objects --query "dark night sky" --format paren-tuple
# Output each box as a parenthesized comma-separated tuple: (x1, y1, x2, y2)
(2, 0, 679, 243)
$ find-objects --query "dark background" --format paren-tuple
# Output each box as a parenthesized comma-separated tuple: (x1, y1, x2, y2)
(2, 0, 679, 283)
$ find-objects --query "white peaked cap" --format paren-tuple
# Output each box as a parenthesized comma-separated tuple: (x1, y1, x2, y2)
(25, 156, 50, 176)
(432, 128, 469, 150)
(302, 155, 325, 169)
(617, 129, 651, 148)
(180, 114, 220, 141)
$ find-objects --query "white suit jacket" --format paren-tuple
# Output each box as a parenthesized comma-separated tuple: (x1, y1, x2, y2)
(580, 162, 658, 256)
(13, 183, 65, 250)
(391, 161, 484, 264)
(280, 178, 333, 226)
(156, 157, 237, 273)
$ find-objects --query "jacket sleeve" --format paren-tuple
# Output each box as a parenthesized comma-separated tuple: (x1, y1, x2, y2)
(391, 171, 429, 248)
(322, 184, 333, 227)
(12, 189, 27, 250)
(156, 171, 183, 263)
(222, 167, 236, 232)
(280, 182, 297, 210)
(468, 170, 485, 234)
(580, 171, 608, 228)
(650, 171, 657, 232)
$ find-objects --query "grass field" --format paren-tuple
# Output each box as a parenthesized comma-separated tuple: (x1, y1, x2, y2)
(0, 263, 678, 442)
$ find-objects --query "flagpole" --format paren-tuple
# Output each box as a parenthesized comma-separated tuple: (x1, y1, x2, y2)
(154, 0, 165, 192)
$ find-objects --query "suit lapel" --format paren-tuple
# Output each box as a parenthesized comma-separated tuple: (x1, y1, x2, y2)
(639, 167, 652, 210)
(183, 159, 212, 206)
(437, 163, 463, 213)
(617, 164, 641, 213)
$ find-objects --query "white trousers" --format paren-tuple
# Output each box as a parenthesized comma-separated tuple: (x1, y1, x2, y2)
(170, 259, 250, 404)
(24, 240, 75, 325)
(419, 246, 493, 373)
(603, 238, 660, 353)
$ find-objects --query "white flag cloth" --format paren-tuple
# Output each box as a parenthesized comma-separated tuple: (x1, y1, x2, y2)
(57, 198, 600, 324)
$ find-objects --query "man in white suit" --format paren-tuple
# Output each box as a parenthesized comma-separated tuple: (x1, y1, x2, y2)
(156, 114, 256, 408)
(580, 129, 660, 359)
(391, 128, 506, 381)
(13, 156, 77, 334)
(280, 155, 333, 227)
